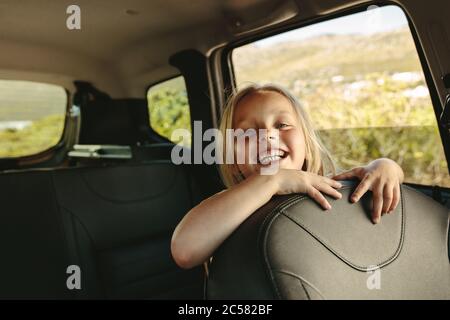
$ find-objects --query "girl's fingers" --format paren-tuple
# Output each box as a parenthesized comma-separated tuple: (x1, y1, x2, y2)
(321, 176, 343, 189)
(382, 183, 394, 214)
(351, 174, 372, 202)
(307, 186, 332, 210)
(372, 186, 383, 224)
(388, 184, 400, 213)
(333, 167, 364, 181)
(332, 169, 356, 181)
(315, 182, 342, 200)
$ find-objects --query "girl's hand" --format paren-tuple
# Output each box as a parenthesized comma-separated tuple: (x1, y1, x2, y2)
(274, 169, 343, 210)
(332, 158, 404, 224)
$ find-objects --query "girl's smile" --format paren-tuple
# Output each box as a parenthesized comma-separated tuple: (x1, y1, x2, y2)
(258, 149, 289, 166)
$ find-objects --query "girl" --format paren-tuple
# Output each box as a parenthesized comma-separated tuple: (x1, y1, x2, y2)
(171, 83, 404, 269)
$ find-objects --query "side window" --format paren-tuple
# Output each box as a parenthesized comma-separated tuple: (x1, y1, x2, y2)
(0, 80, 67, 158)
(232, 5, 450, 187)
(147, 76, 191, 146)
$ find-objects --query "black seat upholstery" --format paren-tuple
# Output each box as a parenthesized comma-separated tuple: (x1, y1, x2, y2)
(207, 181, 450, 299)
(74, 81, 170, 146)
(78, 98, 170, 146)
(0, 161, 207, 299)
(52, 162, 204, 299)
(0, 170, 72, 299)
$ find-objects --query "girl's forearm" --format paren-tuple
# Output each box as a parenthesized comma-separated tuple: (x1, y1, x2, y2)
(171, 173, 278, 269)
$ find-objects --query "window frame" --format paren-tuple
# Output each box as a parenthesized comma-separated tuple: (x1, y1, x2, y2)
(219, 1, 450, 181)
(0, 80, 70, 161)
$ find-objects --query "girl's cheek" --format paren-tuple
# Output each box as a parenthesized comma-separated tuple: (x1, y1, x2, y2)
(235, 138, 258, 165)
(247, 139, 259, 164)
(281, 130, 307, 169)
(285, 129, 305, 151)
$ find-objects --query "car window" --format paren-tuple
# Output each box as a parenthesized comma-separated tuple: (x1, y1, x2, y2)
(147, 76, 191, 146)
(0, 80, 67, 158)
(232, 4, 450, 187)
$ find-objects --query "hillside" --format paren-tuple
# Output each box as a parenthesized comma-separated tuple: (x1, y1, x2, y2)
(233, 27, 422, 86)
(0, 80, 66, 121)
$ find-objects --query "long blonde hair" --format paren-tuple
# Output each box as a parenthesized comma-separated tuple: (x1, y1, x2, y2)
(218, 83, 336, 188)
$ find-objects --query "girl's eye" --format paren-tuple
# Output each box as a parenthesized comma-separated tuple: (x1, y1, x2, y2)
(276, 123, 289, 129)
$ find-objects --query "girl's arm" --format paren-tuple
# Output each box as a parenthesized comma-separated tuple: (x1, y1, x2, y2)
(171, 174, 276, 269)
(171, 170, 342, 269)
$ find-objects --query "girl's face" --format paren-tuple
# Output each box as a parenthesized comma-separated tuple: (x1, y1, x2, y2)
(232, 90, 306, 178)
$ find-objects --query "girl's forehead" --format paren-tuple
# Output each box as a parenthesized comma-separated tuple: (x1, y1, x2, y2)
(233, 90, 297, 125)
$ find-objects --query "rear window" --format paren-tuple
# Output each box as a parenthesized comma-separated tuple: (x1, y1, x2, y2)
(232, 5, 450, 187)
(0, 80, 67, 158)
(147, 76, 191, 146)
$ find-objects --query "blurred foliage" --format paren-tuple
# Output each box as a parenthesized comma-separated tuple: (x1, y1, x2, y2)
(147, 77, 191, 146)
(309, 73, 450, 186)
(0, 114, 64, 158)
(319, 126, 449, 187)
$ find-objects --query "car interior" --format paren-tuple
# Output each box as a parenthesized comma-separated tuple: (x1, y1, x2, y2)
(0, 0, 449, 299)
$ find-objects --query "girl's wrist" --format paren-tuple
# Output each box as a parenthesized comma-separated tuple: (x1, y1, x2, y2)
(267, 172, 282, 196)
(250, 172, 280, 197)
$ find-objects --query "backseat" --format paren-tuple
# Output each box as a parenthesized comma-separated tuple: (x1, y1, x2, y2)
(0, 160, 210, 299)
(0, 83, 223, 299)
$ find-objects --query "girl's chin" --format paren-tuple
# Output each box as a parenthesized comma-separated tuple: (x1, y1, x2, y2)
(241, 158, 300, 176)
(260, 157, 292, 169)
(245, 162, 293, 175)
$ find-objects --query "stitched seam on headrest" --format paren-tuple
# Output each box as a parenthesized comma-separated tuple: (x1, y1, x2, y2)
(260, 186, 405, 276)
(258, 194, 307, 299)
(279, 186, 405, 271)
(275, 270, 327, 300)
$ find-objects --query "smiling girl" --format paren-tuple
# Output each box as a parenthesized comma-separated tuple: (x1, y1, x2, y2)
(171, 83, 404, 269)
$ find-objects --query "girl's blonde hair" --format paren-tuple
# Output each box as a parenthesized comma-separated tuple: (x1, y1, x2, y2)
(218, 83, 336, 188)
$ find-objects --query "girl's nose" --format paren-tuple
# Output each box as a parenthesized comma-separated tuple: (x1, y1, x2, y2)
(259, 129, 279, 141)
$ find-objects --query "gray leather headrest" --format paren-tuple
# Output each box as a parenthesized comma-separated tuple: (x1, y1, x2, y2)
(207, 181, 450, 299)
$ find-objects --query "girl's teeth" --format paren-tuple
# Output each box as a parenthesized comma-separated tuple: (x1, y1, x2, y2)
(261, 155, 282, 165)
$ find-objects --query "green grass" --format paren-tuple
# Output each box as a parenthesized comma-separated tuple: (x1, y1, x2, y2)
(0, 114, 64, 158)
(319, 126, 450, 187)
